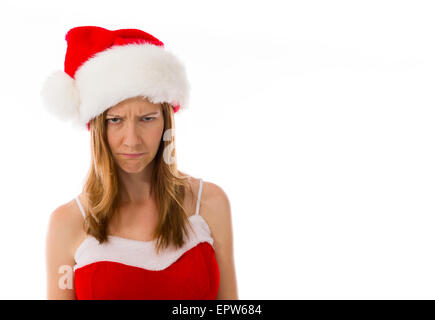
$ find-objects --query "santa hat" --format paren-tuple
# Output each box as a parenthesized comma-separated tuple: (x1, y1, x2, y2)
(40, 26, 190, 131)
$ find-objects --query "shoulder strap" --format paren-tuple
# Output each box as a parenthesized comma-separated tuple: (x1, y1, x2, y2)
(75, 196, 86, 219)
(195, 178, 203, 216)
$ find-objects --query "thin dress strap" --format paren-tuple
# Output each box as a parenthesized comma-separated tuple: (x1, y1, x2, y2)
(75, 196, 86, 219)
(195, 179, 203, 216)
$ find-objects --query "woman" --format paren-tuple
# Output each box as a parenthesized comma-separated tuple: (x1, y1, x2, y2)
(42, 26, 238, 300)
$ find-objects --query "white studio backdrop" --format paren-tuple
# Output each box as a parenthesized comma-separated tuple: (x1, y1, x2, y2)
(0, 0, 434, 299)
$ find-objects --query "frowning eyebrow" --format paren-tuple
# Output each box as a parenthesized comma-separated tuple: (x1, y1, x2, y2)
(106, 111, 160, 117)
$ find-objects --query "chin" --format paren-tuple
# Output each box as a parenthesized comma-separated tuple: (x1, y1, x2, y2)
(122, 168, 142, 173)
(117, 159, 150, 172)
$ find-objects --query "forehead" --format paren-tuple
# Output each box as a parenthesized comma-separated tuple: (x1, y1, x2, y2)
(108, 96, 161, 114)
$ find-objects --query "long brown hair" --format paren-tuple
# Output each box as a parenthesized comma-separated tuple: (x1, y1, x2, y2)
(80, 100, 196, 255)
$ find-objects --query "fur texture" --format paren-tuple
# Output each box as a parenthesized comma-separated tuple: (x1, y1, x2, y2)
(40, 70, 81, 122)
(41, 43, 190, 129)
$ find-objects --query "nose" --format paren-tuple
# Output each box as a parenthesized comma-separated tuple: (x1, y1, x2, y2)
(122, 121, 142, 148)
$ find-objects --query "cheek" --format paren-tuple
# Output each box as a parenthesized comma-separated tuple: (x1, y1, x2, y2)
(106, 130, 125, 153)
(106, 131, 116, 149)
(151, 118, 164, 138)
(150, 123, 164, 146)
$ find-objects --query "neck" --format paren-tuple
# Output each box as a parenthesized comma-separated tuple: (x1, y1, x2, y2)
(117, 161, 155, 206)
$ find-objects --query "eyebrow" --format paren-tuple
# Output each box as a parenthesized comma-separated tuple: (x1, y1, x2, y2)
(106, 111, 160, 117)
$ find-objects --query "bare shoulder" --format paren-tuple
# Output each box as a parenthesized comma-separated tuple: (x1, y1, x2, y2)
(199, 180, 239, 299)
(45, 197, 85, 299)
(198, 179, 232, 240)
(181, 174, 231, 219)
(201, 180, 231, 215)
(46, 197, 86, 257)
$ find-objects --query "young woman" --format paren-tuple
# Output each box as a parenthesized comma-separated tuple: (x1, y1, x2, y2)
(42, 26, 238, 300)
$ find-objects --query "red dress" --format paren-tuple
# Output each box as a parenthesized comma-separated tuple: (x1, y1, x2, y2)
(73, 178, 220, 300)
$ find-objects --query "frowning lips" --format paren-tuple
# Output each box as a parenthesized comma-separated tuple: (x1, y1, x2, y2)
(120, 153, 146, 158)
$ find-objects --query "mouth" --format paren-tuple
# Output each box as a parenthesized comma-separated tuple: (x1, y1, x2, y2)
(120, 153, 146, 158)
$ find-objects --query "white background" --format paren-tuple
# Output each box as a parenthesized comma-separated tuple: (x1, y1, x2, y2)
(0, 0, 434, 299)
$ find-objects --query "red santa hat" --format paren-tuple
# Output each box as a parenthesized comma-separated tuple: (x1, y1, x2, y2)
(40, 26, 190, 131)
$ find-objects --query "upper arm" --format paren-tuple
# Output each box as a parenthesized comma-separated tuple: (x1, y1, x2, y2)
(202, 182, 239, 300)
(45, 205, 77, 300)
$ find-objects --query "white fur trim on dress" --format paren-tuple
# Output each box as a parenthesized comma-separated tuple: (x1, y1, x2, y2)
(73, 215, 214, 272)
(40, 43, 190, 129)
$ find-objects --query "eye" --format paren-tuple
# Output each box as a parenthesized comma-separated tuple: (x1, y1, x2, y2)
(142, 116, 155, 122)
(106, 118, 120, 124)
(106, 117, 155, 124)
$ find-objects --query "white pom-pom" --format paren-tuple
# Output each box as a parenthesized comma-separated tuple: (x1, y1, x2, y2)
(40, 70, 80, 121)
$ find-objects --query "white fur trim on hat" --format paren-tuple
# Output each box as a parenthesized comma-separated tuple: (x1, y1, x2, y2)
(41, 43, 190, 129)
(40, 70, 81, 122)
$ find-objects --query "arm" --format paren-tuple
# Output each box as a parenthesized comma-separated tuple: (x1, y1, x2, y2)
(204, 182, 239, 300)
(45, 205, 77, 300)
